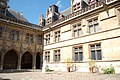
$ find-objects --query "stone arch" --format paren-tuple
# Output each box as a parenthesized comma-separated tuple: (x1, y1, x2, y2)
(21, 51, 33, 69)
(3, 49, 18, 69)
(36, 52, 43, 69)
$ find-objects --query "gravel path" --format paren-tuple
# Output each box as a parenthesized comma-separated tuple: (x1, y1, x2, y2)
(0, 71, 120, 80)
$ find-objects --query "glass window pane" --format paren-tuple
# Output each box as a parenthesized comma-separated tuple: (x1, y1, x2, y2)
(91, 45, 95, 49)
(79, 47, 82, 52)
(75, 53, 78, 61)
(79, 52, 83, 61)
(97, 50, 102, 60)
(74, 48, 78, 52)
(91, 51, 96, 60)
(96, 44, 101, 49)
(89, 25, 94, 33)
(78, 29, 82, 36)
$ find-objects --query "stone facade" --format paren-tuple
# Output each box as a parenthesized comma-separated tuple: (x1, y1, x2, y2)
(43, 0, 120, 73)
(0, 0, 43, 70)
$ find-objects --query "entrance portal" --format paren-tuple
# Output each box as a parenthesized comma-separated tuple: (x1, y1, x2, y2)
(36, 53, 41, 69)
(21, 51, 32, 69)
(3, 50, 18, 69)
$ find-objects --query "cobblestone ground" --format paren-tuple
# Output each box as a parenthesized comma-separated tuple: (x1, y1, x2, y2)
(0, 70, 120, 80)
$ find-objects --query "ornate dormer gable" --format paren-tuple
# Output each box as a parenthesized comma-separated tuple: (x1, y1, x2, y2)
(46, 5, 59, 25)
(89, 0, 98, 5)
(71, 0, 89, 12)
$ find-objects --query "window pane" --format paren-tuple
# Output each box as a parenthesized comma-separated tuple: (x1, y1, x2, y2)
(89, 25, 94, 33)
(97, 50, 102, 60)
(91, 51, 96, 60)
(74, 30, 77, 37)
(74, 48, 78, 52)
(58, 54, 60, 61)
(96, 44, 101, 49)
(75, 53, 78, 61)
(79, 52, 83, 61)
(78, 29, 82, 36)
(91, 45, 95, 49)
(79, 47, 82, 52)
(94, 24, 99, 32)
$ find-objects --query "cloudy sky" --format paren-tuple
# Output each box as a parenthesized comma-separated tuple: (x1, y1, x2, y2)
(9, 0, 71, 24)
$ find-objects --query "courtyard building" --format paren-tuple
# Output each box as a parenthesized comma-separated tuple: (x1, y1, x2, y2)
(0, 0, 43, 70)
(42, 0, 120, 73)
(0, 0, 120, 73)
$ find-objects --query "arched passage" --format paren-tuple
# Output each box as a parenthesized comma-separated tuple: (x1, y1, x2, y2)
(3, 50, 18, 69)
(36, 52, 41, 69)
(21, 51, 32, 69)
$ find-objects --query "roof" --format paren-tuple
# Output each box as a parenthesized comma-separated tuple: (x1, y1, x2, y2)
(6, 9, 28, 22)
(61, 7, 71, 16)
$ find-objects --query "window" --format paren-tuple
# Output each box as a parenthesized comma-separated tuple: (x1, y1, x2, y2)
(88, 18, 99, 33)
(90, 44, 102, 60)
(10, 30, 20, 41)
(0, 27, 3, 38)
(54, 50, 60, 62)
(74, 47, 83, 62)
(45, 51, 50, 62)
(38, 35, 42, 44)
(54, 31, 60, 42)
(45, 34, 50, 45)
(73, 23, 82, 37)
(26, 33, 33, 44)
(73, 2, 81, 12)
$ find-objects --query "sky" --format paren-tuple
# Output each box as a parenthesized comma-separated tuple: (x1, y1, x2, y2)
(8, 0, 71, 24)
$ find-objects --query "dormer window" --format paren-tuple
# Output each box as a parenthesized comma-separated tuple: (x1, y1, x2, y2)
(73, 2, 81, 12)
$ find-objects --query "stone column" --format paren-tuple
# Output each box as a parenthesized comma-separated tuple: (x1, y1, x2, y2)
(17, 53, 22, 70)
(32, 53, 36, 69)
(0, 54, 4, 70)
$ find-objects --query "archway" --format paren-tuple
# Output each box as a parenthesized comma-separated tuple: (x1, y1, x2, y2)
(21, 51, 32, 69)
(36, 52, 41, 69)
(3, 50, 18, 69)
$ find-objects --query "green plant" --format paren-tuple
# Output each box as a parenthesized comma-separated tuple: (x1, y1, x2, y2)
(102, 64, 115, 74)
(45, 65, 54, 72)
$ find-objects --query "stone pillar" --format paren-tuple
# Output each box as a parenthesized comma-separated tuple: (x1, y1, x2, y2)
(17, 53, 22, 70)
(0, 54, 4, 70)
(32, 53, 36, 69)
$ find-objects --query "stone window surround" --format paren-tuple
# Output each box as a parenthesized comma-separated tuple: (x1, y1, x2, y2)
(54, 30, 61, 43)
(45, 33, 50, 45)
(72, 21, 83, 37)
(26, 33, 34, 44)
(10, 29, 20, 41)
(87, 17, 99, 33)
(45, 51, 50, 62)
(54, 49, 60, 62)
(73, 46, 83, 62)
(89, 43, 102, 60)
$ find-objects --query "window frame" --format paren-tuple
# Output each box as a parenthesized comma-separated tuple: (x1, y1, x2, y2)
(45, 51, 50, 62)
(73, 46, 83, 62)
(45, 33, 50, 45)
(89, 43, 102, 60)
(54, 50, 60, 62)
(72, 22, 82, 37)
(54, 30, 60, 43)
(88, 17, 99, 34)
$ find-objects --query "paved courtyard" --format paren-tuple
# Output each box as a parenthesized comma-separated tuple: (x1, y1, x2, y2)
(0, 70, 120, 80)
